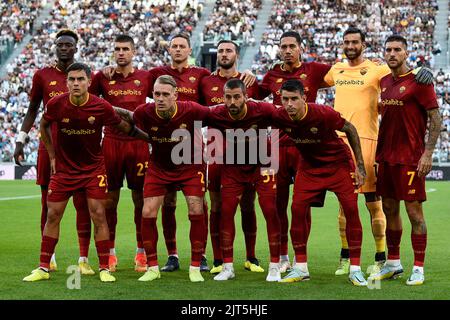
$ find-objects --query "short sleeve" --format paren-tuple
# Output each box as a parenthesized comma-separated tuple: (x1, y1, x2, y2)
(377, 65, 391, 81)
(103, 101, 122, 126)
(258, 73, 272, 99)
(414, 83, 439, 110)
(89, 71, 102, 96)
(133, 103, 149, 130)
(323, 105, 346, 130)
(29, 71, 43, 103)
(43, 97, 58, 122)
(323, 68, 335, 86)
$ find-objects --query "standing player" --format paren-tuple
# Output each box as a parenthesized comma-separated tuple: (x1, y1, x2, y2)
(13, 29, 93, 274)
(206, 79, 281, 282)
(323, 28, 390, 276)
(368, 35, 441, 286)
(147, 34, 255, 272)
(258, 31, 331, 272)
(23, 63, 149, 282)
(90, 35, 152, 272)
(272, 80, 367, 286)
(123, 75, 210, 282)
(200, 40, 262, 274)
(324, 27, 436, 277)
(147, 33, 211, 272)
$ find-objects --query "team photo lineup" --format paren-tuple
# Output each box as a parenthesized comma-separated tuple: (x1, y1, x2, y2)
(1, 0, 447, 297)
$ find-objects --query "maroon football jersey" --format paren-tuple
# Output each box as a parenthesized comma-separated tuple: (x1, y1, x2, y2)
(133, 101, 210, 170)
(90, 69, 152, 140)
(148, 65, 210, 102)
(376, 71, 439, 165)
(205, 100, 275, 168)
(199, 71, 259, 106)
(259, 62, 331, 147)
(43, 93, 122, 178)
(271, 103, 353, 169)
(260, 62, 331, 104)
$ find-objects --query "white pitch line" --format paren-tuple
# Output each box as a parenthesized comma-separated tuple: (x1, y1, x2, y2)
(426, 188, 437, 193)
(0, 195, 40, 201)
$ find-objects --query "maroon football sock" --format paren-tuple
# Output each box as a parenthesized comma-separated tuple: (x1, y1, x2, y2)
(162, 205, 177, 255)
(258, 194, 280, 263)
(142, 217, 158, 266)
(241, 209, 257, 260)
(411, 232, 426, 267)
(40, 236, 58, 269)
(386, 229, 402, 260)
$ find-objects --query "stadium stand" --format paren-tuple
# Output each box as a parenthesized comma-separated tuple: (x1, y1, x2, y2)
(202, 0, 261, 46)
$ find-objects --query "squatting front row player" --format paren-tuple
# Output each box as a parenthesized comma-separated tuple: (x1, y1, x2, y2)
(23, 63, 149, 283)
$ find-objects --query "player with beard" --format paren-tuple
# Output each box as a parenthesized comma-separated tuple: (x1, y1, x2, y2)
(323, 28, 436, 277)
(368, 35, 441, 286)
(199, 40, 262, 275)
(14, 29, 93, 275)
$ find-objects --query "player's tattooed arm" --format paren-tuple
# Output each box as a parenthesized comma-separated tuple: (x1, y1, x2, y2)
(115, 119, 149, 142)
(113, 106, 134, 123)
(340, 120, 366, 188)
(417, 108, 442, 177)
(39, 117, 56, 174)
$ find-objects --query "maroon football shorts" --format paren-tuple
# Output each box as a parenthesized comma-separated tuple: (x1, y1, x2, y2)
(376, 162, 426, 202)
(143, 164, 206, 198)
(221, 165, 277, 198)
(207, 163, 222, 192)
(102, 136, 150, 191)
(36, 146, 51, 186)
(47, 172, 108, 202)
(276, 145, 301, 187)
(293, 163, 357, 207)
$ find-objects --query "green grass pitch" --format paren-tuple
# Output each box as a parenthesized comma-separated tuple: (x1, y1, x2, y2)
(1, 180, 449, 300)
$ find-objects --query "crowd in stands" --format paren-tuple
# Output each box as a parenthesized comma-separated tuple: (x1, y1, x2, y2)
(1, 0, 449, 163)
(202, 0, 261, 46)
(0, 0, 199, 162)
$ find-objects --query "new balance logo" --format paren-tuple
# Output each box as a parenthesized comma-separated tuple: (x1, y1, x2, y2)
(22, 166, 37, 180)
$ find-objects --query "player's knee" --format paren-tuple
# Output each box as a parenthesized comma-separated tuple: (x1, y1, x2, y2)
(46, 208, 63, 225)
(90, 207, 107, 225)
(142, 206, 157, 218)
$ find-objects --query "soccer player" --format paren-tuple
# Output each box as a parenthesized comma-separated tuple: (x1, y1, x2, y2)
(123, 75, 210, 282)
(258, 31, 331, 272)
(146, 34, 255, 272)
(23, 62, 149, 282)
(271, 79, 368, 286)
(199, 40, 262, 274)
(13, 29, 93, 274)
(368, 35, 441, 286)
(323, 27, 390, 276)
(206, 79, 281, 282)
(90, 35, 152, 272)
